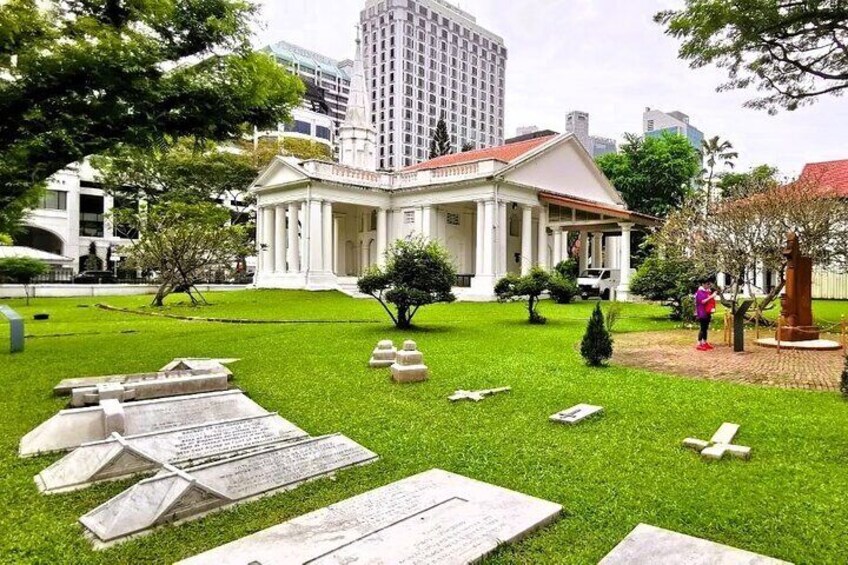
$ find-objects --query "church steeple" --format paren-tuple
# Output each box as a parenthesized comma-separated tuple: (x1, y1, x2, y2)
(338, 28, 377, 171)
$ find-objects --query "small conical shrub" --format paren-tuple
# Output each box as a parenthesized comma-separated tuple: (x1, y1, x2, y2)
(581, 302, 613, 366)
(841, 355, 848, 398)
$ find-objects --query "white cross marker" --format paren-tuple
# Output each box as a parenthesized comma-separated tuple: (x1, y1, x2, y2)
(448, 387, 511, 402)
(683, 422, 751, 461)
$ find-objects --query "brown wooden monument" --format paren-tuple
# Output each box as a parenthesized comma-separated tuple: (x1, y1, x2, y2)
(779, 231, 819, 341)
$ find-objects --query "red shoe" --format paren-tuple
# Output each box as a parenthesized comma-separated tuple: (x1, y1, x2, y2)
(704, 343, 715, 350)
(696, 344, 708, 351)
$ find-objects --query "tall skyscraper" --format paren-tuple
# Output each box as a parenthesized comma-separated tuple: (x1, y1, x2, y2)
(565, 110, 617, 158)
(360, 0, 507, 170)
(643, 107, 704, 151)
(515, 125, 540, 137)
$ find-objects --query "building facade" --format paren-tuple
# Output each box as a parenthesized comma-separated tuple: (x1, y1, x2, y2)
(360, 0, 507, 170)
(255, 107, 335, 151)
(251, 37, 654, 300)
(565, 110, 618, 158)
(643, 107, 704, 150)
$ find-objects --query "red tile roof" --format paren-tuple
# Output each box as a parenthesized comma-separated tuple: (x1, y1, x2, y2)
(799, 159, 848, 197)
(403, 134, 557, 172)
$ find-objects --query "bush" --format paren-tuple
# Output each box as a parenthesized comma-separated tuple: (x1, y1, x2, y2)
(630, 255, 705, 321)
(494, 267, 551, 324)
(841, 356, 848, 398)
(605, 301, 623, 332)
(548, 273, 579, 304)
(581, 302, 613, 366)
(357, 236, 457, 329)
(554, 258, 579, 280)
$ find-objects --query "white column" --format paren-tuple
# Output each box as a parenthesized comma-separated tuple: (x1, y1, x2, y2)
(287, 202, 300, 273)
(561, 231, 570, 263)
(300, 201, 308, 268)
(617, 223, 634, 301)
(475, 200, 485, 275)
(376, 207, 388, 267)
(591, 232, 602, 268)
(536, 205, 548, 268)
(275, 205, 286, 273)
(360, 238, 369, 274)
(521, 205, 533, 275)
(308, 199, 323, 272)
(553, 229, 562, 268)
(333, 216, 342, 275)
(605, 236, 619, 269)
(482, 199, 495, 276)
(255, 206, 264, 274)
(578, 231, 589, 272)
(322, 201, 333, 273)
(263, 206, 275, 273)
(497, 200, 507, 276)
(421, 205, 432, 239)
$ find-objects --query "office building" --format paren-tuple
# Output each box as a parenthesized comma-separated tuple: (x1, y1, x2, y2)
(565, 110, 618, 158)
(360, 0, 507, 169)
(515, 125, 540, 137)
(643, 107, 704, 151)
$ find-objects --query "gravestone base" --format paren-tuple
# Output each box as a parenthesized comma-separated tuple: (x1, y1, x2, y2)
(391, 364, 429, 383)
(755, 337, 841, 351)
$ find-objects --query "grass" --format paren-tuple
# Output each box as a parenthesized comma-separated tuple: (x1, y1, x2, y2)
(0, 292, 847, 564)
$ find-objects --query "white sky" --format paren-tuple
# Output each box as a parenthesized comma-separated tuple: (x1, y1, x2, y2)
(254, 0, 847, 177)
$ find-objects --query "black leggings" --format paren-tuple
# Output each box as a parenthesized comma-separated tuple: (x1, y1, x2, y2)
(698, 315, 711, 342)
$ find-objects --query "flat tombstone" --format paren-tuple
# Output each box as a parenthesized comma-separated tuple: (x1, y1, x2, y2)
(599, 523, 791, 564)
(549, 404, 603, 425)
(0, 305, 24, 353)
(80, 434, 378, 548)
(176, 468, 562, 565)
(160, 358, 239, 372)
(20, 390, 268, 457)
(35, 413, 309, 494)
(68, 370, 230, 407)
(54, 368, 231, 397)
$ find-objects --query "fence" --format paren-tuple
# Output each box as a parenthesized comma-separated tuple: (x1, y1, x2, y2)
(28, 270, 253, 286)
(813, 269, 848, 300)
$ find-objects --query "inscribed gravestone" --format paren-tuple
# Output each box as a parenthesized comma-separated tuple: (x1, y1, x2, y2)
(36, 413, 308, 493)
(81, 434, 378, 548)
(549, 404, 604, 425)
(176, 468, 561, 565)
(68, 370, 230, 407)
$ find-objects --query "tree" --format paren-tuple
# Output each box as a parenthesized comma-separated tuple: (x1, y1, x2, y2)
(494, 268, 551, 324)
(0, 257, 48, 305)
(580, 302, 613, 366)
(83, 242, 101, 272)
(114, 201, 251, 307)
(652, 177, 848, 351)
(701, 136, 738, 204)
(429, 116, 452, 158)
(357, 237, 457, 329)
(460, 141, 475, 152)
(630, 255, 707, 321)
(718, 164, 781, 199)
(0, 0, 304, 229)
(656, 1, 848, 113)
(596, 132, 701, 217)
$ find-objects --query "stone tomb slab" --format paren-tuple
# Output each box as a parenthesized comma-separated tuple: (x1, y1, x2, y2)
(598, 523, 791, 564)
(177, 468, 562, 565)
(160, 358, 240, 372)
(69, 370, 231, 407)
(20, 390, 268, 457)
(54, 367, 232, 397)
(80, 434, 378, 548)
(36, 413, 308, 494)
(549, 404, 604, 425)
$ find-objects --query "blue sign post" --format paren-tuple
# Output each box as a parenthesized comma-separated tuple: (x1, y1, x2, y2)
(0, 305, 24, 353)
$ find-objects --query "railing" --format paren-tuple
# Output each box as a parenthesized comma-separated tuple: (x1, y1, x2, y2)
(23, 271, 253, 285)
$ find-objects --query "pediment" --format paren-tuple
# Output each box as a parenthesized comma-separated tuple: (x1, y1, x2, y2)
(252, 157, 309, 191)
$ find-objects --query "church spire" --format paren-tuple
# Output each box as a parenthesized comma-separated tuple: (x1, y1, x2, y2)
(338, 27, 377, 171)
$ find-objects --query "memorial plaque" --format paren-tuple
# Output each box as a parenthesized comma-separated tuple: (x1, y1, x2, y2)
(36, 413, 309, 493)
(549, 404, 604, 425)
(177, 468, 562, 565)
(54, 368, 232, 397)
(81, 434, 378, 548)
(68, 370, 230, 407)
(160, 358, 240, 372)
(599, 523, 791, 564)
(20, 390, 268, 457)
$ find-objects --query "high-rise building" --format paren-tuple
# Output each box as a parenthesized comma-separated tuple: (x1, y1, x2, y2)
(643, 107, 704, 151)
(360, 0, 507, 170)
(515, 125, 540, 137)
(565, 110, 617, 158)
(262, 40, 352, 129)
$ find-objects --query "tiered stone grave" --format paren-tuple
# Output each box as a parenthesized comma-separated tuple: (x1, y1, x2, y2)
(390, 340, 428, 383)
(368, 340, 397, 368)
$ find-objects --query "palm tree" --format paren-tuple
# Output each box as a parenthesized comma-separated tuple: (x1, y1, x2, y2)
(701, 136, 738, 204)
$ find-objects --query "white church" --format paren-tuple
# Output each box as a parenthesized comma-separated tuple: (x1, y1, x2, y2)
(251, 38, 655, 300)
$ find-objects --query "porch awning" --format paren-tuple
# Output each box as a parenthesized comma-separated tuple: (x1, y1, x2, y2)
(539, 192, 660, 228)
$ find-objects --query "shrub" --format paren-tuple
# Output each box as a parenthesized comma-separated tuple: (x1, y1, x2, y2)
(630, 255, 705, 321)
(554, 258, 579, 280)
(605, 301, 624, 332)
(548, 273, 579, 304)
(494, 267, 551, 324)
(841, 356, 848, 398)
(581, 302, 613, 366)
(357, 236, 457, 329)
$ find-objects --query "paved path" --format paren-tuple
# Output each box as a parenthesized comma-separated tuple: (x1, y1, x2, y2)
(613, 329, 845, 392)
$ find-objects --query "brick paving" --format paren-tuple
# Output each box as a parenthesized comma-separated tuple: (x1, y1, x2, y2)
(612, 329, 846, 391)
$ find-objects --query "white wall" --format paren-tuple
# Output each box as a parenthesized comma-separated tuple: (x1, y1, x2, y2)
(0, 284, 249, 299)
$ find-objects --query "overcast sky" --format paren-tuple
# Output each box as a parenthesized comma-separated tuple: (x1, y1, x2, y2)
(254, 0, 846, 177)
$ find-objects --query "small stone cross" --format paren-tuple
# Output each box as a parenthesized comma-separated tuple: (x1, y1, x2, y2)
(449, 386, 511, 402)
(683, 422, 751, 460)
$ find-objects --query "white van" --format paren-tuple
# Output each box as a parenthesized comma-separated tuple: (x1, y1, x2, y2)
(577, 268, 620, 300)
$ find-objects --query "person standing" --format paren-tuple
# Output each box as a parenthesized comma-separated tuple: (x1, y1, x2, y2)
(695, 279, 718, 351)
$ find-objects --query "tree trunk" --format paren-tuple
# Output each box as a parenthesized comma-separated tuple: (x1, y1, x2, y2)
(152, 283, 172, 307)
(732, 299, 754, 353)
(396, 306, 411, 329)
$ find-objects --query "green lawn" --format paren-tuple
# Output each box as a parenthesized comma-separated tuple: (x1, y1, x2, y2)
(0, 292, 846, 564)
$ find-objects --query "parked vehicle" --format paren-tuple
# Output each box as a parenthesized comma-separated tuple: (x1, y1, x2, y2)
(577, 268, 619, 300)
(72, 270, 117, 284)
